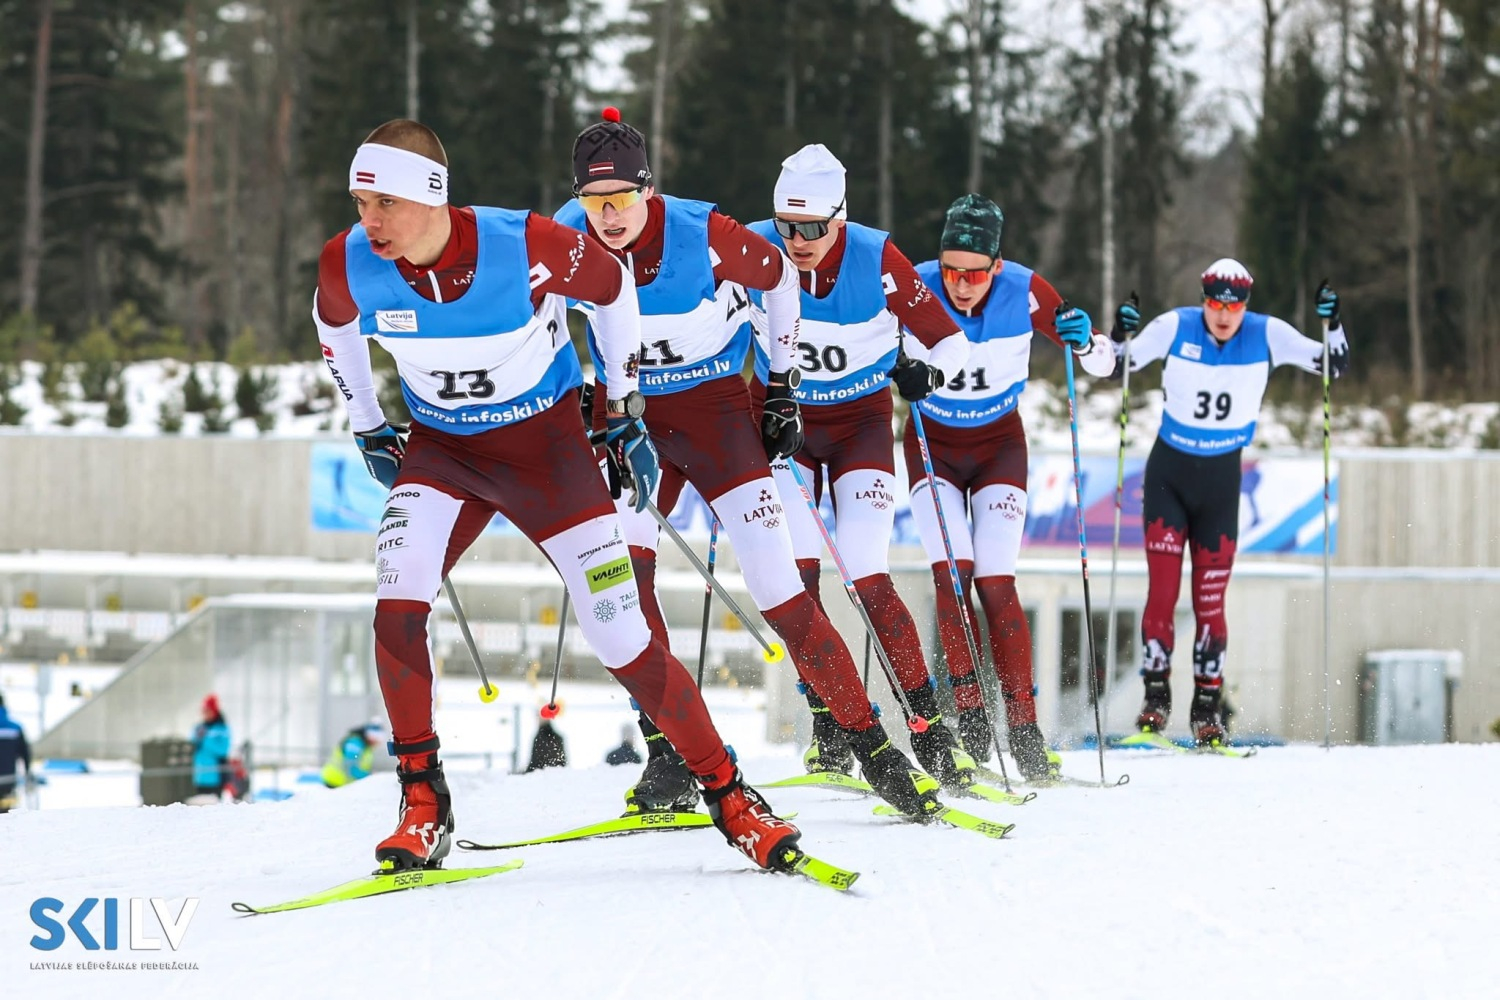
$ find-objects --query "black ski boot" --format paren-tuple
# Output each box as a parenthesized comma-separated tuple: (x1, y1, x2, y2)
(623, 713, 698, 814)
(1008, 721, 1061, 782)
(904, 685, 978, 791)
(1136, 670, 1172, 732)
(956, 705, 996, 763)
(801, 685, 855, 776)
(847, 723, 941, 819)
(1190, 684, 1226, 747)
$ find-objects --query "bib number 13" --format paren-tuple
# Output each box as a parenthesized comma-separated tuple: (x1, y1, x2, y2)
(1194, 391, 1232, 421)
(434, 370, 496, 400)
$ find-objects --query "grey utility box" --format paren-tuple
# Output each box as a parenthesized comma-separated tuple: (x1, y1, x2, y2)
(1359, 650, 1462, 745)
(139, 737, 196, 806)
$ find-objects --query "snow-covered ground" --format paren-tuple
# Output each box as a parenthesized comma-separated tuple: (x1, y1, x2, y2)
(3, 357, 1497, 452)
(2, 741, 1495, 999)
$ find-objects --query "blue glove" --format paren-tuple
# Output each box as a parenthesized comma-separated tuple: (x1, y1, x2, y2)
(353, 423, 409, 489)
(1316, 281, 1340, 326)
(604, 416, 661, 513)
(1113, 292, 1141, 341)
(1055, 303, 1094, 351)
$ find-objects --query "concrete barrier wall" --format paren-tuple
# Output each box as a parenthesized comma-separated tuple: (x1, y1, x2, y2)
(4, 433, 1499, 567)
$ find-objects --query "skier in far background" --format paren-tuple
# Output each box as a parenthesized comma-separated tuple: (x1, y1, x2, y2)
(0, 693, 33, 813)
(746, 145, 980, 796)
(1110, 260, 1349, 745)
(905, 194, 1115, 781)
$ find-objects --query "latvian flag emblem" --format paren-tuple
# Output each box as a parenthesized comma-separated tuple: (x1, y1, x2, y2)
(588, 161, 615, 175)
(786, 198, 806, 207)
(355, 171, 376, 185)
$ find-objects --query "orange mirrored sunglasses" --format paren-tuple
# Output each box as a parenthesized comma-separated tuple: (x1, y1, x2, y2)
(1204, 298, 1247, 313)
(576, 185, 647, 214)
(940, 263, 995, 286)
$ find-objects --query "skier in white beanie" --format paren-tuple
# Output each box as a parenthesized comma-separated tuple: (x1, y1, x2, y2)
(745, 144, 987, 808)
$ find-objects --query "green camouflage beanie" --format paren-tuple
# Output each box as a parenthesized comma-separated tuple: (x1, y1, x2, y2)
(940, 194, 1004, 259)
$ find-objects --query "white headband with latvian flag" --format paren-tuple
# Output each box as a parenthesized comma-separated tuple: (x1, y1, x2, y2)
(348, 143, 448, 206)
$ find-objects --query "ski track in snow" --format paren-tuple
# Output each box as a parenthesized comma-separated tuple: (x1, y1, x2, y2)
(1, 745, 1495, 1000)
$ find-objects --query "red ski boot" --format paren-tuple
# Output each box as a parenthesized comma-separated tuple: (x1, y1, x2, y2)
(699, 764, 802, 870)
(375, 736, 454, 871)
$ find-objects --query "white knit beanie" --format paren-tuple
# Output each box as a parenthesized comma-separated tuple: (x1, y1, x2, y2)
(773, 144, 848, 219)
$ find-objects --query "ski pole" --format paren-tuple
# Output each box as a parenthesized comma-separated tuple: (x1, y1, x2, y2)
(1321, 293, 1333, 751)
(643, 500, 786, 664)
(909, 406, 1014, 791)
(1061, 305, 1108, 785)
(443, 577, 499, 703)
(1104, 292, 1137, 717)
(862, 633, 872, 689)
(540, 586, 569, 720)
(695, 517, 720, 689)
(782, 459, 927, 733)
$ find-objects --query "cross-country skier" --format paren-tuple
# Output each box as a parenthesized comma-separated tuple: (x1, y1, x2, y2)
(905, 194, 1115, 780)
(556, 110, 938, 818)
(314, 118, 802, 872)
(1110, 260, 1349, 745)
(745, 144, 980, 791)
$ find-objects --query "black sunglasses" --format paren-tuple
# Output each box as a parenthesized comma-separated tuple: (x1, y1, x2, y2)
(773, 201, 845, 241)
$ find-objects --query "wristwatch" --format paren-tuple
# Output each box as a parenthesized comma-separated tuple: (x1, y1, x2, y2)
(606, 390, 646, 419)
(768, 368, 802, 390)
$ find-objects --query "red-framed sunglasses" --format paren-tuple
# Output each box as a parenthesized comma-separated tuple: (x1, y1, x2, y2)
(940, 262, 996, 286)
(1204, 298, 1247, 313)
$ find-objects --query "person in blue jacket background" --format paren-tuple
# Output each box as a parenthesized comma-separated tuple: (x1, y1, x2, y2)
(323, 722, 384, 788)
(0, 693, 33, 813)
(191, 693, 231, 798)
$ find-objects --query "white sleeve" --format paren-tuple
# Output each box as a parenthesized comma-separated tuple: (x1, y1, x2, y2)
(1123, 311, 1181, 374)
(589, 257, 643, 399)
(1075, 331, 1116, 378)
(1266, 315, 1349, 376)
(925, 329, 971, 378)
(762, 249, 803, 375)
(314, 293, 386, 433)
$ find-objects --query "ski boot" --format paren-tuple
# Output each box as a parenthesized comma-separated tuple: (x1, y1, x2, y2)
(905, 685, 978, 791)
(1008, 721, 1062, 782)
(623, 712, 699, 814)
(1136, 670, 1172, 732)
(956, 705, 996, 763)
(375, 736, 454, 871)
(848, 723, 942, 819)
(1190, 684, 1226, 747)
(700, 764, 802, 870)
(623, 749, 699, 814)
(802, 686, 855, 776)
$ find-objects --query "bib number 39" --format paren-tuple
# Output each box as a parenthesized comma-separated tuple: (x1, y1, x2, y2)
(1193, 391, 1232, 421)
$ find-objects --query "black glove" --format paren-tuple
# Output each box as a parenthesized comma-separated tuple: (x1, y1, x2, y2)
(579, 381, 596, 426)
(1316, 280, 1340, 328)
(1113, 292, 1141, 341)
(353, 422, 409, 489)
(761, 372, 804, 460)
(889, 356, 943, 402)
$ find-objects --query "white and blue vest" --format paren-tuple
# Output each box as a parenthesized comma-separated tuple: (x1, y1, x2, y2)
(747, 220, 898, 405)
(555, 195, 751, 396)
(910, 258, 1036, 427)
(344, 207, 577, 434)
(1159, 307, 1273, 455)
